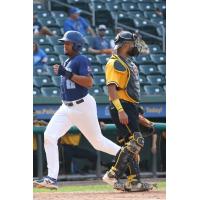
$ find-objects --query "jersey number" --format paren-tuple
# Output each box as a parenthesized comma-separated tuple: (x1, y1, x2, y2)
(66, 80, 76, 89)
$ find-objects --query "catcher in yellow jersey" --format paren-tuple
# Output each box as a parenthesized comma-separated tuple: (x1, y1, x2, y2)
(102, 31, 154, 192)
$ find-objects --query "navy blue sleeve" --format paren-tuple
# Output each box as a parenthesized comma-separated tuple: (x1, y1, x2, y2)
(78, 56, 92, 76)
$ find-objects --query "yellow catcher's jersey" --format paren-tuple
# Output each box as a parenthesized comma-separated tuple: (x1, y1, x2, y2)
(105, 54, 140, 103)
(60, 133, 81, 146)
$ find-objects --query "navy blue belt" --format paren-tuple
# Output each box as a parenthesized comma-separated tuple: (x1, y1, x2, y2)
(63, 99, 84, 107)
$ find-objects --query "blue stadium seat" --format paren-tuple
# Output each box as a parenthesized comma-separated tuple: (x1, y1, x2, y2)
(40, 44, 55, 54)
(144, 85, 165, 95)
(96, 55, 110, 65)
(121, 3, 139, 11)
(47, 54, 60, 65)
(33, 35, 49, 45)
(54, 45, 64, 55)
(33, 76, 53, 87)
(41, 87, 60, 97)
(146, 75, 165, 85)
(93, 75, 106, 86)
(89, 86, 104, 96)
(47, 35, 61, 46)
(134, 55, 152, 65)
(150, 53, 166, 64)
(33, 87, 41, 96)
(157, 64, 166, 75)
(139, 75, 150, 85)
(51, 76, 61, 87)
(148, 44, 162, 53)
(139, 65, 159, 75)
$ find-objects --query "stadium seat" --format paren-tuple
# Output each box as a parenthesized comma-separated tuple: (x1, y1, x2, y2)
(67, 0, 91, 11)
(144, 11, 163, 20)
(59, 55, 68, 63)
(148, 44, 162, 53)
(33, 76, 53, 87)
(91, 65, 104, 75)
(139, 65, 159, 75)
(49, 27, 62, 36)
(140, 86, 146, 96)
(112, 11, 134, 27)
(157, 64, 166, 75)
(33, 3, 45, 12)
(54, 45, 64, 55)
(134, 55, 152, 65)
(33, 87, 41, 96)
(138, 2, 155, 11)
(84, 35, 93, 46)
(96, 55, 110, 65)
(41, 87, 60, 97)
(150, 53, 166, 64)
(51, 76, 61, 87)
(55, 18, 66, 28)
(103, 85, 108, 96)
(147, 75, 166, 85)
(51, 11, 68, 19)
(46, 66, 55, 76)
(33, 35, 49, 45)
(156, 26, 165, 36)
(35, 11, 52, 19)
(85, 54, 97, 64)
(33, 66, 48, 76)
(47, 54, 60, 65)
(47, 35, 62, 46)
(154, 2, 166, 11)
(106, 2, 122, 11)
(151, 18, 165, 26)
(38, 18, 58, 27)
(121, 3, 139, 11)
(128, 11, 145, 19)
(90, 2, 107, 11)
(93, 75, 106, 86)
(89, 86, 104, 96)
(139, 75, 150, 85)
(144, 85, 165, 95)
(40, 44, 55, 54)
(95, 10, 113, 26)
(163, 85, 166, 91)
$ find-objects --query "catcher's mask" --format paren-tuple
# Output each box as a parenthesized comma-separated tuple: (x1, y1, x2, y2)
(114, 31, 148, 56)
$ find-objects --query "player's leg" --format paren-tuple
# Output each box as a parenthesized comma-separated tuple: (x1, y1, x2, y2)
(72, 94, 121, 156)
(34, 104, 73, 189)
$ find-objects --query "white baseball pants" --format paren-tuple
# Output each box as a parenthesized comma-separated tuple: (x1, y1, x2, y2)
(44, 94, 121, 179)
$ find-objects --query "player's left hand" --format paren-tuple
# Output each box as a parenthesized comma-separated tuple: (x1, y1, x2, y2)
(57, 65, 74, 80)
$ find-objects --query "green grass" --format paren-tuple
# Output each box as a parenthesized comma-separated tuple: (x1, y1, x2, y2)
(33, 181, 166, 193)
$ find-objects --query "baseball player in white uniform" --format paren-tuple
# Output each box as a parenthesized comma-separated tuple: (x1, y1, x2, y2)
(33, 31, 121, 189)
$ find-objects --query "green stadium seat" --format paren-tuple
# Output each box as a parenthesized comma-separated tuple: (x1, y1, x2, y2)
(112, 11, 134, 27)
(95, 10, 113, 26)
(51, 76, 61, 87)
(103, 85, 108, 96)
(138, 2, 155, 11)
(33, 35, 49, 45)
(140, 86, 146, 96)
(147, 75, 165, 85)
(148, 44, 162, 53)
(151, 18, 165, 26)
(163, 85, 166, 91)
(59, 55, 68, 63)
(47, 54, 60, 65)
(41, 87, 60, 97)
(84, 35, 93, 46)
(96, 55, 110, 65)
(134, 55, 152, 65)
(47, 35, 62, 46)
(90, 2, 107, 11)
(33, 76, 53, 87)
(33, 87, 41, 96)
(144, 85, 165, 95)
(68, 0, 91, 11)
(144, 11, 163, 20)
(156, 26, 165, 36)
(38, 18, 58, 27)
(139, 65, 159, 75)
(93, 75, 106, 86)
(33, 66, 48, 76)
(89, 86, 104, 96)
(54, 45, 64, 55)
(128, 11, 145, 18)
(51, 11, 68, 19)
(157, 64, 166, 75)
(85, 54, 97, 64)
(153, 2, 166, 11)
(46, 66, 55, 76)
(33, 3, 45, 12)
(35, 11, 52, 19)
(121, 3, 139, 11)
(91, 65, 104, 75)
(106, 2, 122, 11)
(49, 27, 62, 36)
(40, 44, 55, 54)
(139, 75, 150, 85)
(150, 53, 166, 64)
(55, 18, 66, 28)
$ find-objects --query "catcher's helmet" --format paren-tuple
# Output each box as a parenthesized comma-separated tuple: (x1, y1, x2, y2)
(59, 31, 85, 52)
(114, 31, 137, 45)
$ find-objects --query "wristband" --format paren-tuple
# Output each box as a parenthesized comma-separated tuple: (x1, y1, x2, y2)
(112, 99, 123, 112)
